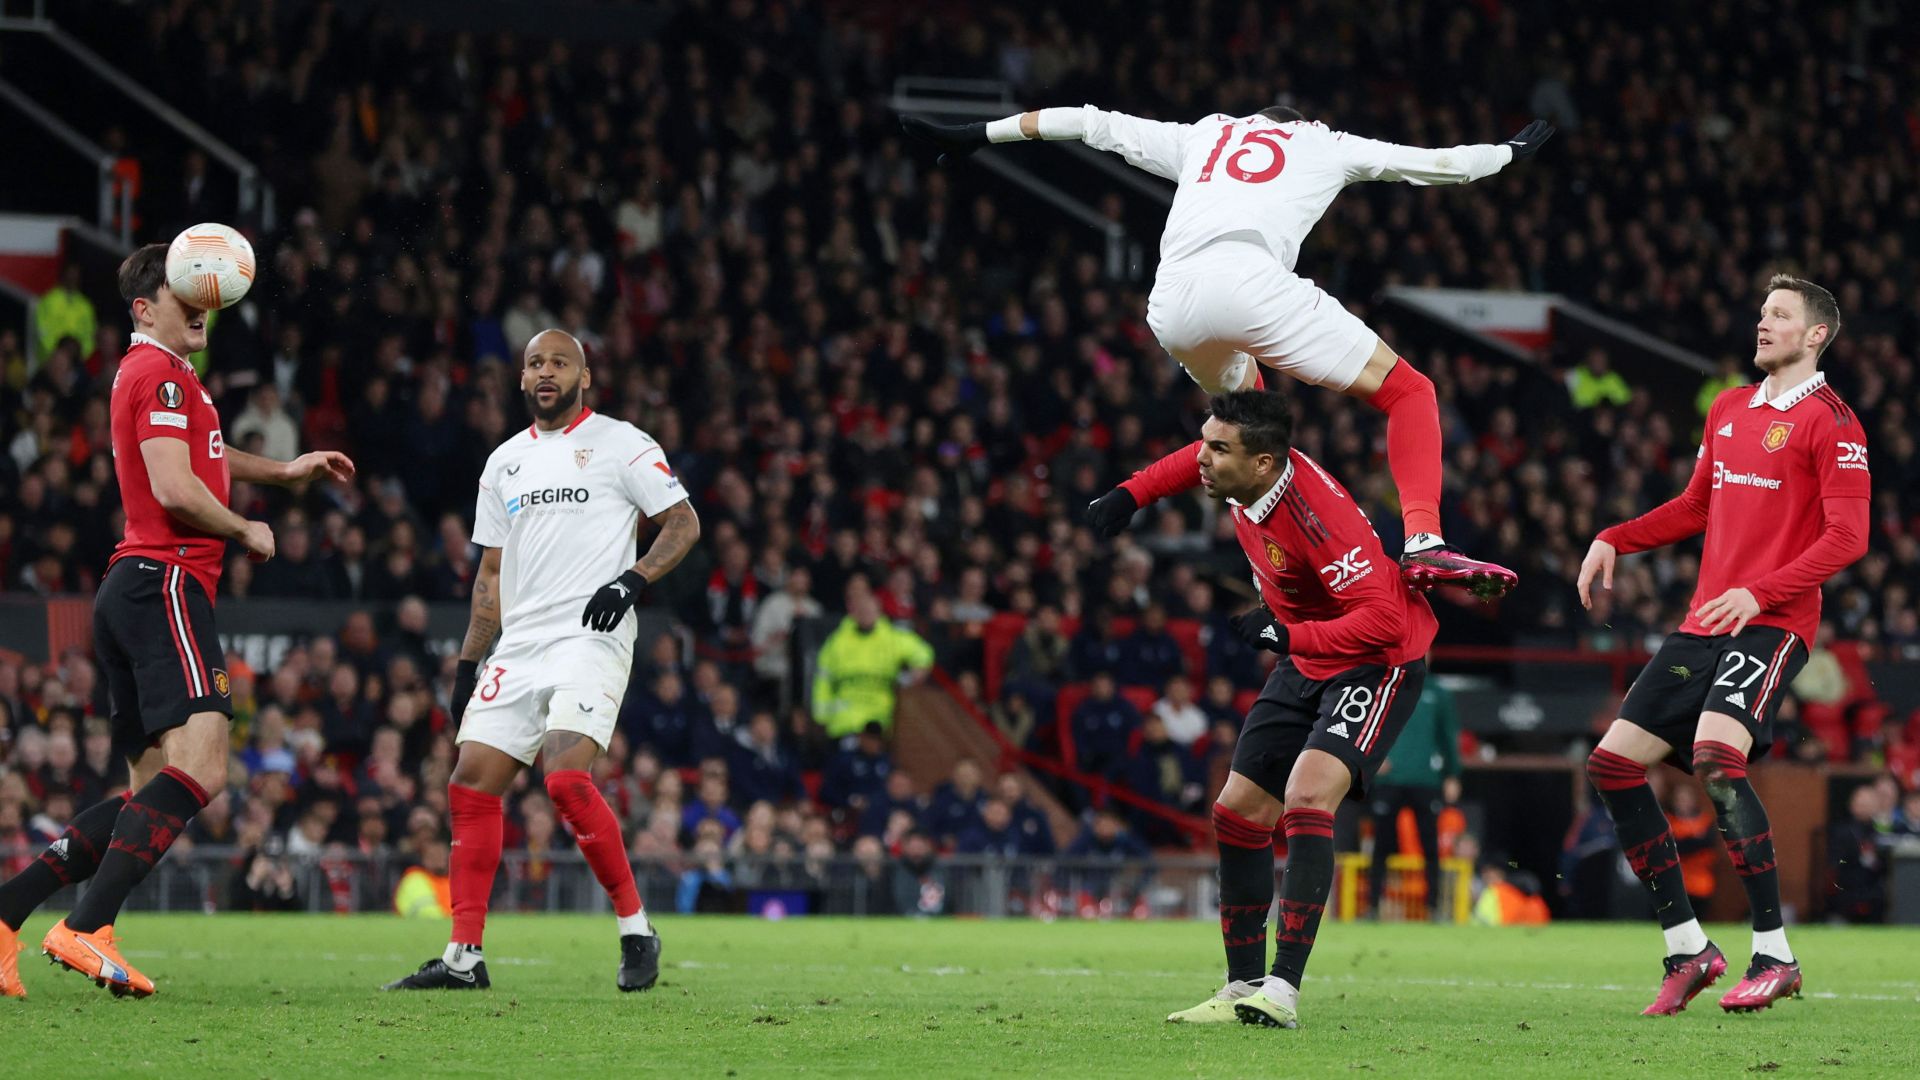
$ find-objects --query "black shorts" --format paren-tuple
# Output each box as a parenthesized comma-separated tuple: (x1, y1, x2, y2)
(94, 558, 232, 759)
(1617, 626, 1806, 766)
(1232, 658, 1426, 801)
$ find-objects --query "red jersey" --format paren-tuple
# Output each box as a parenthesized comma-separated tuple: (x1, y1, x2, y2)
(109, 335, 231, 597)
(1124, 444, 1437, 680)
(1598, 372, 1871, 643)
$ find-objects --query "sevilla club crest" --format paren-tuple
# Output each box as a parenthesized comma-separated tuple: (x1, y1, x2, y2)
(1762, 420, 1794, 453)
(1263, 539, 1286, 572)
(574, 449, 594, 469)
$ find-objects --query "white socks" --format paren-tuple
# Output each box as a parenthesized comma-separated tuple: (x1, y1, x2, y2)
(443, 942, 483, 971)
(618, 910, 654, 938)
(1752, 927, 1794, 962)
(1404, 532, 1446, 555)
(1663, 919, 1710, 957)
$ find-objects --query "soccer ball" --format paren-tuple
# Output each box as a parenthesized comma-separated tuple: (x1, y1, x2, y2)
(165, 223, 256, 310)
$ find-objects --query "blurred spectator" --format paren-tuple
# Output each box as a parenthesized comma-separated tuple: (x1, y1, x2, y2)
(821, 722, 893, 815)
(230, 835, 302, 912)
(36, 263, 97, 363)
(1367, 672, 1461, 918)
(1070, 672, 1142, 780)
(393, 839, 453, 918)
(811, 587, 933, 740)
(1826, 784, 1888, 923)
(730, 711, 804, 807)
(231, 383, 300, 463)
(1566, 349, 1631, 411)
(891, 830, 947, 917)
(1150, 675, 1207, 747)
(749, 565, 822, 710)
(1121, 605, 1184, 689)
(925, 760, 988, 846)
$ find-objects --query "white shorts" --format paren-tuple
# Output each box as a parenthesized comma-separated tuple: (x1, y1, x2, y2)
(1147, 240, 1377, 394)
(456, 634, 632, 765)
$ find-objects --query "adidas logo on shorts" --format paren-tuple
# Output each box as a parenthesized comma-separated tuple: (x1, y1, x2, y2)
(1725, 691, 1748, 710)
(1329, 722, 1350, 738)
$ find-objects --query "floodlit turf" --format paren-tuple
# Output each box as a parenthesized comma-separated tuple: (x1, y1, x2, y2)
(2, 915, 1915, 1077)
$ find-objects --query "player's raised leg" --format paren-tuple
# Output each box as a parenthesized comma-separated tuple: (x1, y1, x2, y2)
(540, 726, 661, 992)
(1692, 718, 1801, 1012)
(1236, 749, 1350, 1029)
(1344, 342, 1517, 598)
(1586, 719, 1725, 1015)
(45, 717, 225, 998)
(1168, 773, 1279, 1022)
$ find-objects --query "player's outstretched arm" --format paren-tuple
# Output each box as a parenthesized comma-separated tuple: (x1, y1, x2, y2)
(140, 437, 274, 560)
(1341, 119, 1554, 187)
(903, 107, 1187, 179)
(452, 545, 503, 727)
(582, 499, 701, 633)
(1086, 440, 1206, 537)
(226, 447, 356, 487)
(1591, 435, 1715, 560)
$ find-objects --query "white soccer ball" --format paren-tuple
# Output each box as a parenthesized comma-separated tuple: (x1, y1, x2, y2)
(165, 223, 256, 310)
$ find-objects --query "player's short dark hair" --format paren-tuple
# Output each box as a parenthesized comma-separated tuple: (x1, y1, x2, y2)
(1767, 273, 1841, 355)
(117, 243, 169, 308)
(1207, 389, 1294, 459)
(1259, 104, 1306, 123)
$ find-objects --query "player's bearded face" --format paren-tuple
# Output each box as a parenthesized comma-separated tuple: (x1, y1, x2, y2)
(521, 354, 585, 422)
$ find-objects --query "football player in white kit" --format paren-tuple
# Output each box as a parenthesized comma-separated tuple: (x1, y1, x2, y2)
(904, 105, 1554, 597)
(386, 329, 700, 994)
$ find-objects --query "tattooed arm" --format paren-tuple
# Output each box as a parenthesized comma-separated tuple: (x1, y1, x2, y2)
(462, 547, 504, 663)
(634, 499, 701, 583)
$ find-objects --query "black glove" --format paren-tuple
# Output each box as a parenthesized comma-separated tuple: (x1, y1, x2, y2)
(1228, 607, 1291, 654)
(583, 569, 648, 632)
(1084, 487, 1139, 538)
(1503, 119, 1556, 160)
(451, 659, 479, 729)
(901, 116, 990, 166)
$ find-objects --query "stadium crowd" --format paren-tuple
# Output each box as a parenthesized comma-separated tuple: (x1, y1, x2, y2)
(3, 1, 1920, 915)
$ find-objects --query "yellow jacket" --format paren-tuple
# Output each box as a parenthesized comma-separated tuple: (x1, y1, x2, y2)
(811, 617, 934, 737)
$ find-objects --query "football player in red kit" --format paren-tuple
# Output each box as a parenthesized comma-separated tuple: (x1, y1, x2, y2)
(1092, 390, 1436, 1030)
(1577, 275, 1870, 1016)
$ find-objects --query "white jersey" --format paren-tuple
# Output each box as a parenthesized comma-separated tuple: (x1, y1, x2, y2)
(1076, 108, 1512, 272)
(472, 408, 685, 652)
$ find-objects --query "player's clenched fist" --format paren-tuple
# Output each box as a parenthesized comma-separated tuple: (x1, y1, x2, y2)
(901, 116, 989, 165)
(1228, 607, 1290, 654)
(1576, 539, 1616, 610)
(582, 569, 648, 632)
(238, 519, 276, 562)
(1084, 487, 1139, 538)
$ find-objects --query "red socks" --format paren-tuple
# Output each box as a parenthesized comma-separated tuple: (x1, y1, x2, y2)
(545, 770, 643, 919)
(1364, 358, 1443, 539)
(449, 783, 504, 947)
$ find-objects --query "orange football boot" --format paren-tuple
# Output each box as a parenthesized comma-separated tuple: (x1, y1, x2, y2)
(42, 919, 155, 997)
(0, 922, 25, 998)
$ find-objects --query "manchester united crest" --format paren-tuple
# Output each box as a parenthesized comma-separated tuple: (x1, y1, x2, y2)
(1762, 420, 1794, 453)
(212, 669, 230, 697)
(574, 448, 594, 469)
(1264, 539, 1286, 572)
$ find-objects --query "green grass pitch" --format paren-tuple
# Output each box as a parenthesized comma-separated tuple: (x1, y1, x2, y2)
(3, 915, 1915, 1077)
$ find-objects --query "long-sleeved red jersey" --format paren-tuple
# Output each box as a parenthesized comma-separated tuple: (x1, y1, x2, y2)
(1123, 443, 1436, 680)
(1597, 372, 1871, 642)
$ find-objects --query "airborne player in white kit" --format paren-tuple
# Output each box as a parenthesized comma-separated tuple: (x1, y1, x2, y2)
(904, 105, 1554, 596)
(386, 329, 700, 993)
